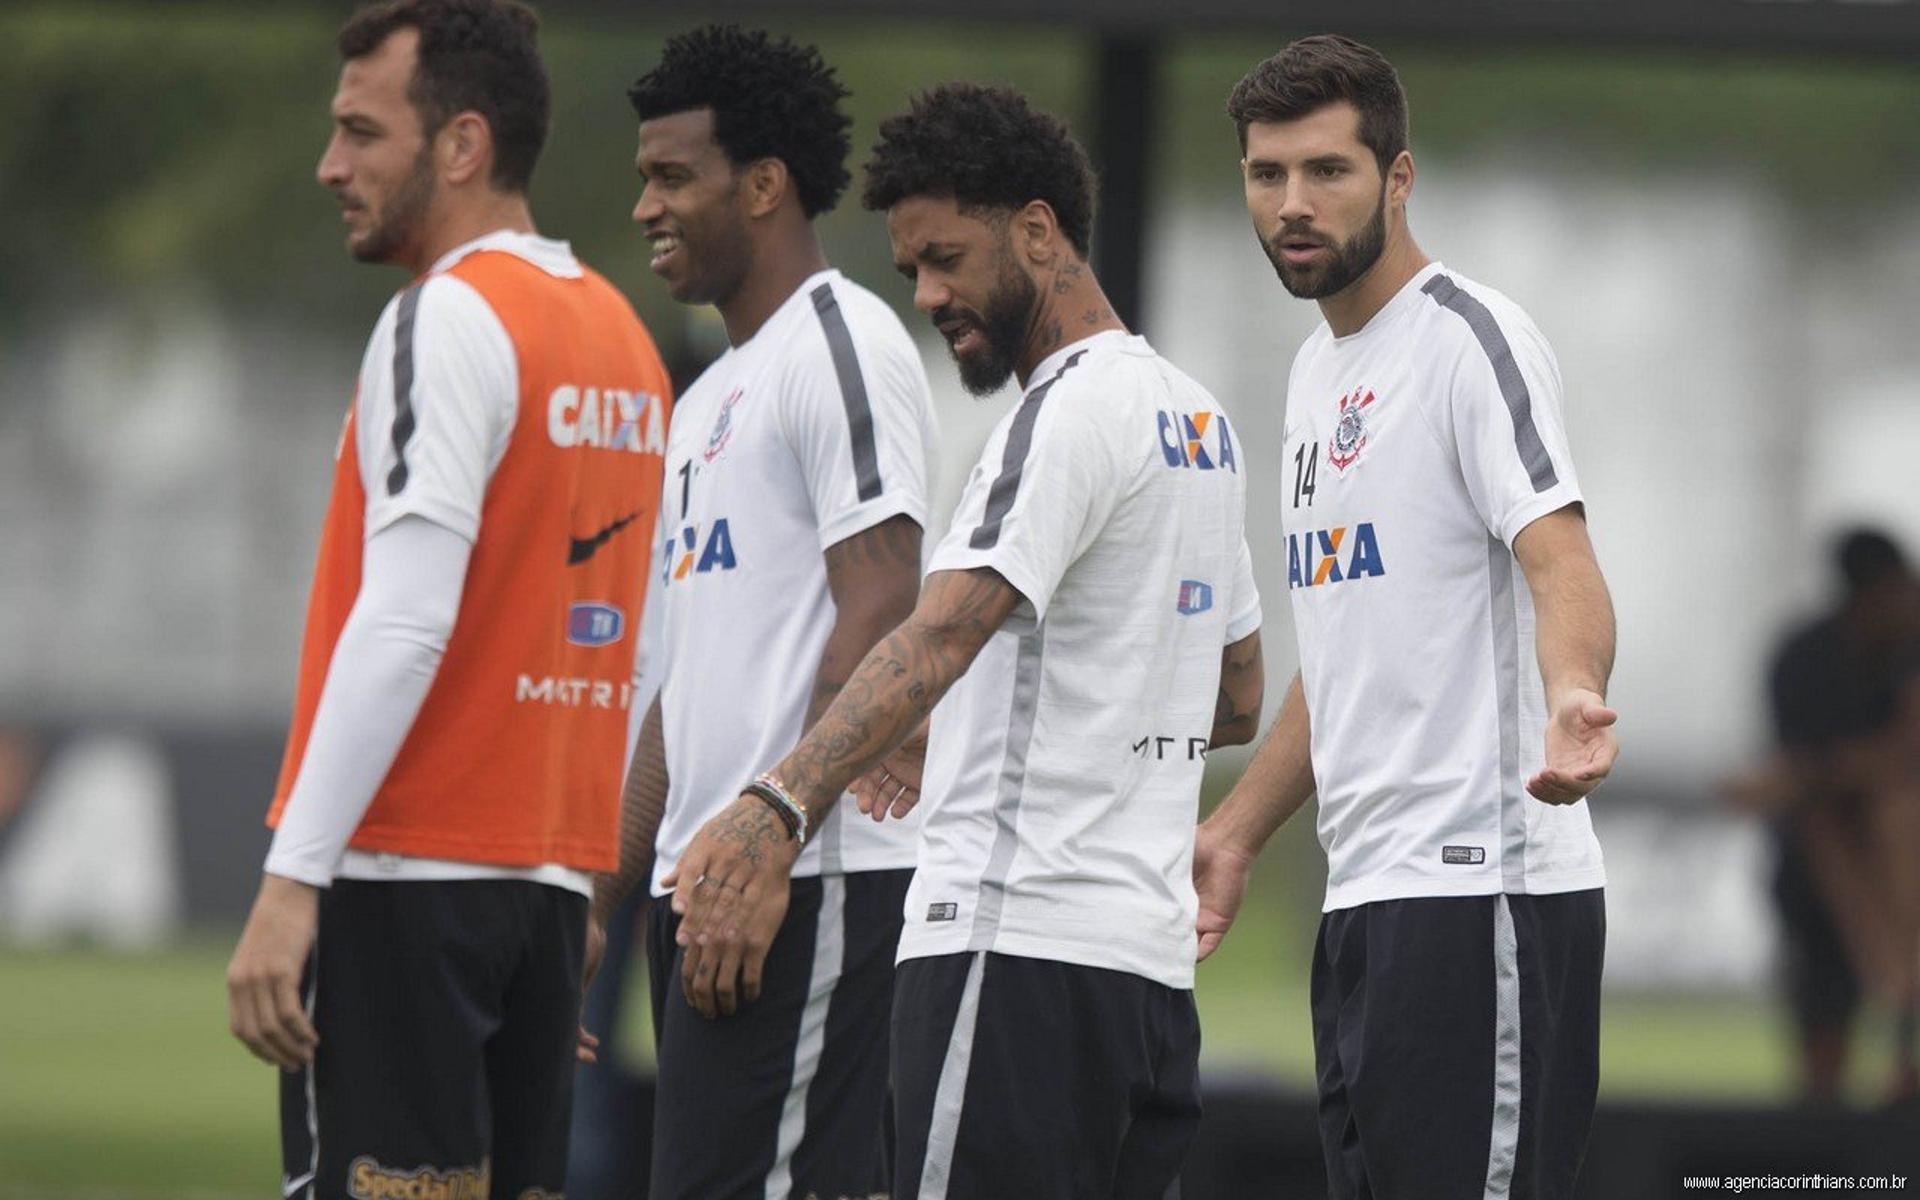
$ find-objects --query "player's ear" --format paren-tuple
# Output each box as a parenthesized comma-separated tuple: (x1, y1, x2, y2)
(1013, 200, 1059, 269)
(743, 158, 790, 219)
(1386, 149, 1415, 209)
(440, 110, 492, 187)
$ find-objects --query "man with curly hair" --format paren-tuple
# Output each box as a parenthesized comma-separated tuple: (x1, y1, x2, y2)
(669, 83, 1266, 1198)
(586, 24, 937, 1200)
(227, 2, 672, 1197)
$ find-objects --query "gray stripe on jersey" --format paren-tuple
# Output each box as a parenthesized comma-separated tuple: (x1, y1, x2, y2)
(917, 951, 988, 1200)
(1482, 895, 1523, 1200)
(809, 282, 883, 503)
(1487, 537, 1527, 888)
(386, 283, 423, 497)
(967, 622, 1046, 949)
(969, 350, 1087, 550)
(764, 874, 846, 1200)
(1421, 274, 1559, 493)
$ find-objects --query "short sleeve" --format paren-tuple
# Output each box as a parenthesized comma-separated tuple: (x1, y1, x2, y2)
(1225, 536, 1262, 643)
(927, 373, 1124, 621)
(356, 275, 517, 542)
(1427, 282, 1583, 547)
(777, 288, 934, 551)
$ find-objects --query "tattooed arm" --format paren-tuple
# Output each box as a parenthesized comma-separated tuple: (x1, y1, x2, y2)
(576, 694, 667, 1058)
(591, 695, 668, 928)
(1210, 630, 1265, 749)
(776, 566, 1019, 818)
(664, 567, 1021, 1017)
(806, 515, 924, 728)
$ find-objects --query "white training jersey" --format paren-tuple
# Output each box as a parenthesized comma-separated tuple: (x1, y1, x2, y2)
(650, 270, 937, 894)
(901, 330, 1260, 991)
(1282, 262, 1606, 912)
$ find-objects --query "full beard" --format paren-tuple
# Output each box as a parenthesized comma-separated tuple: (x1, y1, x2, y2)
(1265, 188, 1388, 300)
(350, 146, 437, 265)
(946, 257, 1041, 397)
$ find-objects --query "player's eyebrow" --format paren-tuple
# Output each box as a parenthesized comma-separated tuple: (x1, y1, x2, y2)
(333, 109, 382, 135)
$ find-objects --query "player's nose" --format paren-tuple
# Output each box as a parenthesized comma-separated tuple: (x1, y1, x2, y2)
(316, 133, 349, 189)
(631, 181, 665, 225)
(912, 274, 949, 315)
(1276, 177, 1313, 225)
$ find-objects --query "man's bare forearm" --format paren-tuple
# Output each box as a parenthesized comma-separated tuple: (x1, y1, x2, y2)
(593, 695, 667, 924)
(1516, 512, 1615, 707)
(1211, 630, 1265, 748)
(1203, 673, 1315, 857)
(1536, 563, 1614, 706)
(775, 568, 1014, 822)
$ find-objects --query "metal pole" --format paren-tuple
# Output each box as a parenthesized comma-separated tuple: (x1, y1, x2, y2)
(1091, 34, 1156, 334)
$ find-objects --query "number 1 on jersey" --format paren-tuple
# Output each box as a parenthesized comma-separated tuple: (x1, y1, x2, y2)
(678, 460, 692, 519)
(1292, 441, 1317, 508)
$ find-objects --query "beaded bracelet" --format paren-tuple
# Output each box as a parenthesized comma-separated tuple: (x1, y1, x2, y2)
(745, 773, 808, 846)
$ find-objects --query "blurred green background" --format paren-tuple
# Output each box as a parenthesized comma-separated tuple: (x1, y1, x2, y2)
(4, 3, 1920, 1195)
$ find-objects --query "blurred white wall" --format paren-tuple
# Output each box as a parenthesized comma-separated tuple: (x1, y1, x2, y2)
(3, 157, 1918, 805)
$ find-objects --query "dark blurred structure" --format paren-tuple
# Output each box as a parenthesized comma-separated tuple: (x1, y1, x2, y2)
(1734, 528, 1920, 1103)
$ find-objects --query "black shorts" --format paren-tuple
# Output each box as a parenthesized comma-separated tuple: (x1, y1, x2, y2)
(646, 868, 910, 1200)
(1313, 889, 1605, 1200)
(891, 951, 1201, 1200)
(279, 878, 586, 1200)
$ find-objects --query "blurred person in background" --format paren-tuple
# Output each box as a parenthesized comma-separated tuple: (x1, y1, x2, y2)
(1731, 527, 1920, 1104)
(584, 25, 937, 1200)
(668, 82, 1265, 1197)
(1195, 35, 1616, 1200)
(224, 2, 672, 1197)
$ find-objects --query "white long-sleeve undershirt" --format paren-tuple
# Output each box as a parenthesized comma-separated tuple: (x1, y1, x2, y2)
(263, 514, 469, 887)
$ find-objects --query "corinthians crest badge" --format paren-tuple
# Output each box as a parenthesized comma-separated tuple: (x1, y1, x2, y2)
(1327, 388, 1376, 471)
(704, 387, 744, 463)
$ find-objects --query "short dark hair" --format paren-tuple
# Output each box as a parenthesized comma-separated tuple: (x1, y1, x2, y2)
(1226, 34, 1409, 173)
(1836, 527, 1910, 595)
(628, 25, 852, 219)
(338, 0, 549, 193)
(862, 84, 1098, 258)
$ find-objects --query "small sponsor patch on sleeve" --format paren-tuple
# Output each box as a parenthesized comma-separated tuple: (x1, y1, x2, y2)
(926, 902, 959, 922)
(1441, 845, 1486, 865)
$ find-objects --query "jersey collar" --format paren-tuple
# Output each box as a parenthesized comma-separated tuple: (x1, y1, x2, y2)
(1330, 260, 1448, 344)
(1024, 328, 1135, 393)
(427, 228, 584, 280)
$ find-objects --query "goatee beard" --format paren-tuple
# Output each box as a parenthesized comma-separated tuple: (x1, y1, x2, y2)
(949, 259, 1040, 397)
(1266, 190, 1388, 301)
(352, 146, 437, 265)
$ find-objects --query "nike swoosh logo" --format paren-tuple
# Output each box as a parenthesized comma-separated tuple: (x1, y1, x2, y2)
(282, 1171, 315, 1197)
(568, 507, 646, 565)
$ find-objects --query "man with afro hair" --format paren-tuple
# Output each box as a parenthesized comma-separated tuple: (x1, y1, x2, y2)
(669, 82, 1266, 1198)
(587, 23, 938, 1200)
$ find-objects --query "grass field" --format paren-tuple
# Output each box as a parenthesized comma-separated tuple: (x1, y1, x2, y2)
(7, 912, 1897, 1200)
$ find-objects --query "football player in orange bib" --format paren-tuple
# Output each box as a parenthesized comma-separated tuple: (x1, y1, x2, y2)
(224, 3, 670, 1197)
